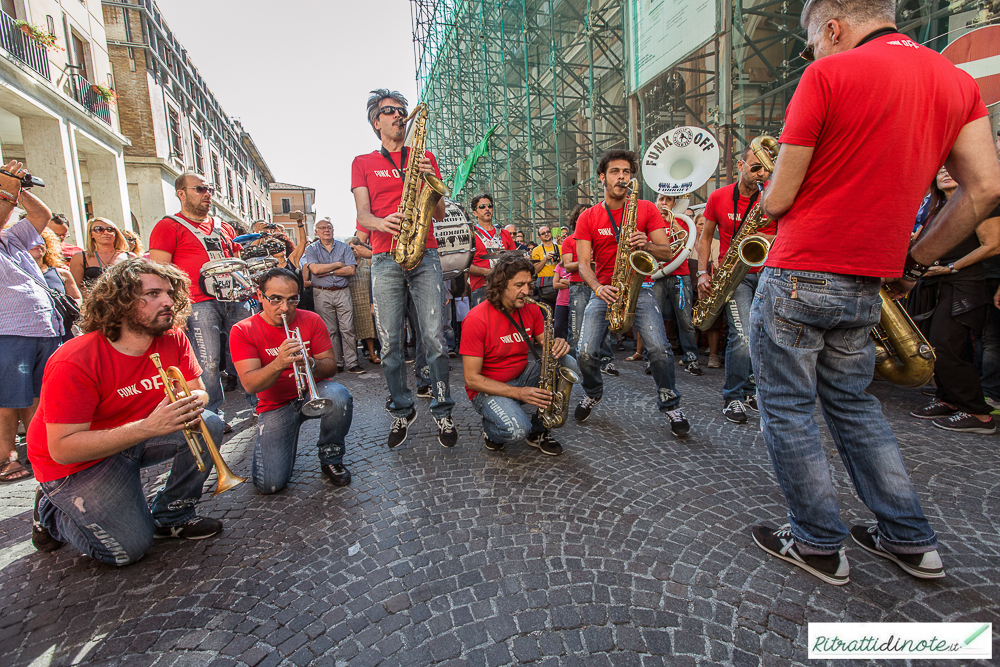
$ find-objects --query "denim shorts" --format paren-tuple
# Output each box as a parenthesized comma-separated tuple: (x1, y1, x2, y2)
(0, 335, 61, 408)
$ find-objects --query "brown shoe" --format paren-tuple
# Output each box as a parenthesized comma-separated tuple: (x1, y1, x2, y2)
(707, 354, 721, 369)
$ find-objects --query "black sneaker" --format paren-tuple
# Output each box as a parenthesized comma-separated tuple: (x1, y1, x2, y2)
(932, 412, 996, 434)
(526, 431, 563, 456)
(387, 408, 418, 448)
(685, 360, 703, 376)
(483, 433, 504, 452)
(744, 394, 759, 413)
(448, 350, 457, 359)
(723, 400, 748, 424)
(32, 486, 63, 553)
(416, 385, 432, 399)
(600, 362, 619, 376)
(910, 400, 958, 420)
(645, 362, 651, 375)
(850, 525, 945, 579)
(575, 396, 602, 422)
(666, 409, 690, 437)
(435, 416, 458, 447)
(321, 463, 351, 486)
(752, 524, 850, 586)
(154, 516, 223, 540)
(346, 365, 365, 374)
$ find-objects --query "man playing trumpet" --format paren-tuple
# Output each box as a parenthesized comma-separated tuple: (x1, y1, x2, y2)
(229, 267, 353, 494)
(28, 259, 224, 565)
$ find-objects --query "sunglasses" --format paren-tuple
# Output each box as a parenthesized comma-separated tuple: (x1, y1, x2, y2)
(800, 44, 815, 62)
(91, 226, 117, 234)
(477, 203, 494, 210)
(183, 185, 215, 195)
(540, 230, 552, 235)
(263, 294, 300, 305)
(379, 106, 407, 117)
(744, 163, 770, 174)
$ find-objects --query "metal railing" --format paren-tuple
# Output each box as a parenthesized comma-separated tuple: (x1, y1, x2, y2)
(68, 72, 111, 125)
(0, 12, 52, 80)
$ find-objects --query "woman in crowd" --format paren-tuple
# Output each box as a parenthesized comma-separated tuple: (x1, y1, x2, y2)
(122, 229, 145, 258)
(909, 166, 1000, 434)
(553, 257, 571, 340)
(347, 236, 380, 364)
(68, 217, 133, 295)
(28, 227, 81, 342)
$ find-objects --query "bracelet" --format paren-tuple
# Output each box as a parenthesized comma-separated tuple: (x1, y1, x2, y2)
(901, 253, 930, 282)
(596, 285, 604, 297)
(696, 270, 709, 277)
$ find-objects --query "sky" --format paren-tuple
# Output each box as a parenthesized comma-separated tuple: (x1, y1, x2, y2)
(159, 1, 419, 237)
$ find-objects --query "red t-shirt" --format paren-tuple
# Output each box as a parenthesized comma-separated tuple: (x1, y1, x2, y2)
(767, 33, 988, 276)
(703, 183, 775, 275)
(148, 214, 241, 302)
(60, 243, 83, 261)
(573, 199, 666, 284)
(460, 300, 544, 400)
(27, 330, 201, 483)
(469, 226, 515, 291)
(229, 309, 333, 414)
(350, 149, 443, 255)
(560, 235, 583, 283)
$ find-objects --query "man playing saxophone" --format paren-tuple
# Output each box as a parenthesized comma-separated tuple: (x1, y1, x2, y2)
(352, 88, 457, 449)
(573, 150, 690, 437)
(28, 259, 224, 565)
(229, 267, 354, 494)
(461, 256, 579, 456)
(697, 142, 776, 424)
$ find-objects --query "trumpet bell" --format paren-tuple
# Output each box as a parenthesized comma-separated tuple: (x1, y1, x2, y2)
(301, 397, 334, 418)
(641, 126, 721, 197)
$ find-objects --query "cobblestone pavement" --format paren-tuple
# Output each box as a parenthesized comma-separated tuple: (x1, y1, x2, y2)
(1, 352, 997, 666)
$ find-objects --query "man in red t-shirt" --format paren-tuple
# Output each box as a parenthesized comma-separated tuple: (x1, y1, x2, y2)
(352, 88, 456, 449)
(573, 149, 689, 437)
(461, 256, 577, 455)
(27, 259, 225, 565)
(229, 267, 353, 494)
(748, 0, 1000, 586)
(468, 192, 515, 307)
(149, 172, 246, 427)
(698, 143, 776, 423)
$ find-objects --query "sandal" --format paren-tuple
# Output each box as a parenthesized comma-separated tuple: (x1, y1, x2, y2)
(625, 353, 643, 362)
(0, 458, 31, 484)
(369, 355, 381, 364)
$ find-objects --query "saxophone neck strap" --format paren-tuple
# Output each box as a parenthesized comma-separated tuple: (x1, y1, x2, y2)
(380, 146, 409, 182)
(500, 306, 540, 361)
(602, 202, 621, 242)
(732, 182, 761, 236)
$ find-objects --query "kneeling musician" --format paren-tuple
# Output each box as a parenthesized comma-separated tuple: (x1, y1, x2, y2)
(461, 256, 580, 456)
(229, 268, 354, 494)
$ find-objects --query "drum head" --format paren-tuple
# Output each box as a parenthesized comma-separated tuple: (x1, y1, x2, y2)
(642, 126, 720, 197)
(201, 258, 248, 276)
(435, 199, 474, 280)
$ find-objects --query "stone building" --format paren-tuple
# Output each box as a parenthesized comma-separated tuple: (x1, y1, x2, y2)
(270, 181, 315, 244)
(0, 0, 131, 246)
(100, 0, 272, 240)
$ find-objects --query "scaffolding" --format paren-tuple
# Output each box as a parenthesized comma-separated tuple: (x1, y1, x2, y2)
(412, 0, 999, 235)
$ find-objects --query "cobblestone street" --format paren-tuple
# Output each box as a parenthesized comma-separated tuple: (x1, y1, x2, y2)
(1, 355, 997, 666)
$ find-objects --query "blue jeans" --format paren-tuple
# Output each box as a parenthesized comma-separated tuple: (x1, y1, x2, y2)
(37, 412, 225, 566)
(252, 381, 353, 494)
(750, 267, 937, 555)
(371, 250, 454, 419)
(723, 273, 758, 403)
(568, 284, 612, 361)
(652, 275, 699, 362)
(187, 300, 251, 416)
(471, 356, 581, 445)
(470, 286, 486, 308)
(577, 290, 680, 410)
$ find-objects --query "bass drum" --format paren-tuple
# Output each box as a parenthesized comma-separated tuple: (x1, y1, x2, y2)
(434, 199, 474, 280)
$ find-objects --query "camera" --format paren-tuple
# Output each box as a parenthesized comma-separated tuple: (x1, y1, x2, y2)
(0, 168, 45, 189)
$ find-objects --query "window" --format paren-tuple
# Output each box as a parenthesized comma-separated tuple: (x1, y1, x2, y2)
(168, 107, 183, 159)
(46, 16, 55, 35)
(71, 34, 89, 81)
(1, 0, 16, 17)
(238, 183, 244, 213)
(193, 133, 204, 174)
(226, 168, 234, 201)
(212, 153, 221, 191)
(281, 198, 290, 214)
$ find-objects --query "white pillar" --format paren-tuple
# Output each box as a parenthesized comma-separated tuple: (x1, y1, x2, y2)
(21, 117, 85, 244)
(85, 149, 131, 229)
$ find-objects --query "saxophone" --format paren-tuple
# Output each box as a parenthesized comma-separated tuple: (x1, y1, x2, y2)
(391, 103, 451, 270)
(525, 297, 580, 429)
(691, 135, 779, 331)
(870, 289, 936, 387)
(607, 179, 658, 333)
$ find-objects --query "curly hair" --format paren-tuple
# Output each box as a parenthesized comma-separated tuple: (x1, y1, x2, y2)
(80, 258, 192, 342)
(86, 217, 130, 254)
(566, 203, 589, 232)
(484, 255, 535, 311)
(366, 89, 408, 139)
(597, 149, 638, 177)
(38, 228, 65, 268)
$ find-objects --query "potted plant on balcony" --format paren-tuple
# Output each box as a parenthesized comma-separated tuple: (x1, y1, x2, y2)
(13, 21, 64, 51)
(90, 84, 118, 106)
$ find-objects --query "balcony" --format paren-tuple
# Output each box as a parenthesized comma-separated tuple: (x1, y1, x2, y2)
(0, 12, 51, 80)
(68, 73, 111, 126)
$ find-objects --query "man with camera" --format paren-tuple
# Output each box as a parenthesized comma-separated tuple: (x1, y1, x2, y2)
(530, 225, 562, 312)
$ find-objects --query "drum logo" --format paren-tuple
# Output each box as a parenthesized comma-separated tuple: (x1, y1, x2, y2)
(671, 128, 694, 148)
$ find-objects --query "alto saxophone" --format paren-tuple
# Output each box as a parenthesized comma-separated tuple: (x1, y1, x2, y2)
(870, 288, 936, 387)
(525, 297, 580, 429)
(691, 135, 779, 331)
(391, 103, 451, 270)
(607, 179, 658, 333)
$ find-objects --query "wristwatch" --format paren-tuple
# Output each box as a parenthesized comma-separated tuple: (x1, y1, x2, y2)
(948, 262, 958, 274)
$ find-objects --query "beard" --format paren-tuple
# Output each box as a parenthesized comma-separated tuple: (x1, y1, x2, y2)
(125, 308, 174, 338)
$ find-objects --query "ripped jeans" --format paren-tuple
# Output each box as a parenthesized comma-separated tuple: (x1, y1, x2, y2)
(187, 299, 251, 417)
(36, 411, 225, 566)
(471, 356, 582, 445)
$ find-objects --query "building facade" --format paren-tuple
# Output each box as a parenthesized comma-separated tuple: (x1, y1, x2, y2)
(1, 0, 131, 247)
(270, 181, 315, 244)
(100, 0, 272, 240)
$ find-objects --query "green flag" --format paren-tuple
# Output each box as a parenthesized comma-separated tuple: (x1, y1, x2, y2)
(450, 124, 498, 197)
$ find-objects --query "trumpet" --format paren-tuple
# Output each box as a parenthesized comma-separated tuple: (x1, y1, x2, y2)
(281, 314, 333, 417)
(149, 354, 245, 496)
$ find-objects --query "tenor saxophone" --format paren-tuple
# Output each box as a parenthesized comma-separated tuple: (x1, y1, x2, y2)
(870, 288, 936, 387)
(607, 180, 657, 333)
(525, 297, 580, 429)
(391, 103, 451, 270)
